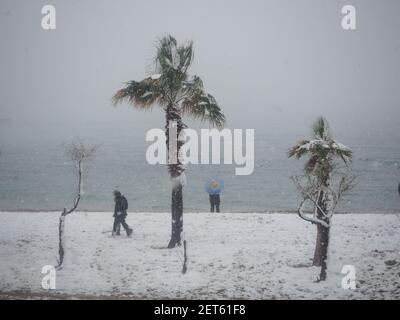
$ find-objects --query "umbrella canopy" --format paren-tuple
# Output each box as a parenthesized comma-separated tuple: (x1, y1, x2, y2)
(205, 178, 224, 195)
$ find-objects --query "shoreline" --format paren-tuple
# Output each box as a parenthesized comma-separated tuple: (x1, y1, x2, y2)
(0, 210, 399, 214)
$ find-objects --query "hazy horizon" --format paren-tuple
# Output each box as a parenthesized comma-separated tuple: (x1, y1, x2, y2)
(1, 0, 399, 135)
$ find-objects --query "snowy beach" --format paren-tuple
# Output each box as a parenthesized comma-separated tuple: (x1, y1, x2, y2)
(0, 211, 399, 299)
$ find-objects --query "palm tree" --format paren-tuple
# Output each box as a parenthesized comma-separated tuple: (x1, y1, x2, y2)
(112, 35, 225, 248)
(288, 117, 352, 280)
(288, 117, 352, 184)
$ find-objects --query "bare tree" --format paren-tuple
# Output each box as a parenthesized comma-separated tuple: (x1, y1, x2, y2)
(56, 141, 98, 269)
(291, 173, 355, 280)
(182, 240, 188, 274)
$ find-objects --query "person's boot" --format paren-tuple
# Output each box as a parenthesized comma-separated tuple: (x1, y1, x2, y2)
(127, 228, 133, 237)
(112, 231, 116, 237)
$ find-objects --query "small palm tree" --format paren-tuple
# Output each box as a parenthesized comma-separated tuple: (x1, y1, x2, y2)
(288, 117, 352, 181)
(288, 117, 353, 280)
(112, 35, 225, 248)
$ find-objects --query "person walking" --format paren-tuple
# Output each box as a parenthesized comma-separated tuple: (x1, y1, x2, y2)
(112, 190, 133, 237)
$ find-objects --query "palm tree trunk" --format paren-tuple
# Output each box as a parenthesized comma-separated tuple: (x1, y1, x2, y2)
(165, 105, 186, 248)
(313, 224, 323, 266)
(319, 225, 330, 281)
(312, 185, 331, 280)
(168, 183, 183, 248)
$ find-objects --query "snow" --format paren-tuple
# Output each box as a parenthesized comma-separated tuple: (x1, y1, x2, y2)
(299, 139, 329, 150)
(332, 140, 351, 151)
(298, 139, 351, 152)
(0, 211, 399, 299)
(150, 74, 161, 80)
(297, 198, 330, 227)
(140, 91, 153, 98)
(171, 173, 187, 187)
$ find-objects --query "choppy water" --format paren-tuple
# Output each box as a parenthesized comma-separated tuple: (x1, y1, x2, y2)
(0, 120, 399, 213)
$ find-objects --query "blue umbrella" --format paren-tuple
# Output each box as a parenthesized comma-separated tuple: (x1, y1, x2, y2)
(205, 178, 224, 195)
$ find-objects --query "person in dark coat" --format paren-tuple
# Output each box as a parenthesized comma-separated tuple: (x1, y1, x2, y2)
(112, 190, 133, 237)
(209, 193, 221, 213)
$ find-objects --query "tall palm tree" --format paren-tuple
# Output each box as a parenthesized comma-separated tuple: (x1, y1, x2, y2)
(288, 117, 352, 274)
(112, 35, 225, 248)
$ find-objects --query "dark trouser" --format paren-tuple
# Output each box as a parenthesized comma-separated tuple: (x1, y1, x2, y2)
(113, 215, 131, 235)
(211, 203, 220, 213)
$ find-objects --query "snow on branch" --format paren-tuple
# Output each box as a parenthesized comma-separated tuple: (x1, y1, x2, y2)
(291, 172, 356, 228)
(297, 197, 329, 228)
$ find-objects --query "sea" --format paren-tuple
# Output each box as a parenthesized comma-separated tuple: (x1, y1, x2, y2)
(0, 119, 399, 213)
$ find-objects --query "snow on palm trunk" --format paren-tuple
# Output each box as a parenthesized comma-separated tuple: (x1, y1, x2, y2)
(166, 106, 187, 248)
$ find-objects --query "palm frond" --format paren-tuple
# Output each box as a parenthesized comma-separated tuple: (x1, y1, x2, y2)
(289, 116, 354, 189)
(155, 35, 194, 75)
(112, 77, 163, 108)
(288, 140, 311, 159)
(181, 90, 225, 128)
(331, 140, 353, 164)
(177, 41, 194, 73)
(113, 35, 225, 127)
(312, 117, 331, 140)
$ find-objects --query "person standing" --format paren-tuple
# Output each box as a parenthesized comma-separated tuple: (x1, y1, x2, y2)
(205, 178, 224, 213)
(112, 190, 133, 237)
(209, 193, 221, 213)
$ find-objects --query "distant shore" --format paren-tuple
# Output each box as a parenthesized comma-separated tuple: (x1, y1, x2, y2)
(0, 210, 399, 214)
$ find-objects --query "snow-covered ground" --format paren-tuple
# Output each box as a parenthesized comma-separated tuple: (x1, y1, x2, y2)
(0, 212, 399, 299)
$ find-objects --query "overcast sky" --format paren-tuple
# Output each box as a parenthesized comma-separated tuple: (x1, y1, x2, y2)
(0, 0, 399, 140)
